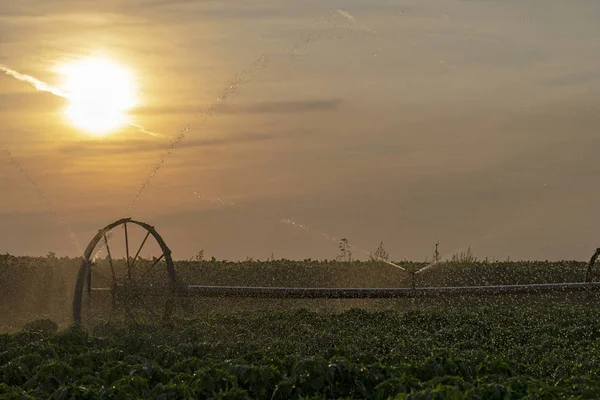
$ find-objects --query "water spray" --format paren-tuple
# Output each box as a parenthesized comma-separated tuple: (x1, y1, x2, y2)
(84, 10, 357, 261)
(127, 8, 360, 211)
(279, 219, 406, 271)
(193, 192, 243, 208)
(2, 8, 359, 262)
(3, 148, 83, 255)
(93, 14, 347, 260)
(190, 191, 406, 270)
(127, 54, 270, 212)
(91, 55, 270, 259)
(415, 260, 442, 275)
(336, 9, 356, 25)
(415, 245, 475, 275)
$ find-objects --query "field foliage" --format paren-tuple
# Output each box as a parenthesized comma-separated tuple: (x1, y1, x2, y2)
(2, 303, 600, 399)
(1, 255, 599, 398)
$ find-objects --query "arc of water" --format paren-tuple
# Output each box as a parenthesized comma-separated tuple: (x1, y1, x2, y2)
(3, 148, 83, 255)
(415, 261, 442, 275)
(279, 218, 407, 271)
(188, 190, 406, 271)
(91, 9, 356, 261)
(127, 8, 355, 212)
(415, 245, 476, 275)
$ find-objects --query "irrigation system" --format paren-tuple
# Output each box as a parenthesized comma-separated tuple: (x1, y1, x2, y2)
(72, 218, 600, 327)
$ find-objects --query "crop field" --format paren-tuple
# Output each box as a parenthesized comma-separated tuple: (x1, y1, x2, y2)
(2, 256, 600, 399)
(2, 0, 599, 397)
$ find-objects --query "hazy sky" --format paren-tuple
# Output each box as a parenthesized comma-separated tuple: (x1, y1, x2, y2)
(1, 0, 600, 261)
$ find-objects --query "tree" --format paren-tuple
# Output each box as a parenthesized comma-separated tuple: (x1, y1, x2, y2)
(433, 242, 440, 263)
(337, 238, 352, 262)
(450, 246, 478, 263)
(370, 241, 389, 262)
(190, 250, 204, 262)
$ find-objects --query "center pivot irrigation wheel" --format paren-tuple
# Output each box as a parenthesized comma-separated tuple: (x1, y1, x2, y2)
(72, 218, 181, 328)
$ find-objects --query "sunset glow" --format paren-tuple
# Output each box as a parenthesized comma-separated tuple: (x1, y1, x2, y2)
(58, 57, 137, 136)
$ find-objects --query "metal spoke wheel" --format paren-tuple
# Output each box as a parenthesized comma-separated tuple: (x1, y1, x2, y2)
(586, 248, 600, 282)
(72, 218, 179, 328)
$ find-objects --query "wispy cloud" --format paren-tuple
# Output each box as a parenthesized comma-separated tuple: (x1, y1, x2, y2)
(225, 99, 343, 114)
(0, 63, 164, 138)
(541, 69, 600, 87)
(56, 132, 275, 155)
(0, 65, 69, 98)
(132, 99, 343, 116)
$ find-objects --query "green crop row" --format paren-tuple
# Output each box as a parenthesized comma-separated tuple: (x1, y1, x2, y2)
(2, 254, 596, 330)
(2, 299, 600, 399)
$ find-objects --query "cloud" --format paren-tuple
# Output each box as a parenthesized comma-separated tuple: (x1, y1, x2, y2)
(141, 0, 204, 8)
(56, 132, 275, 156)
(0, 63, 167, 138)
(0, 91, 67, 112)
(224, 99, 343, 113)
(0, 65, 70, 98)
(541, 69, 600, 87)
(132, 99, 343, 116)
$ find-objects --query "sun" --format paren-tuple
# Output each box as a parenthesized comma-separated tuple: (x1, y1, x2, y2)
(58, 57, 138, 137)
